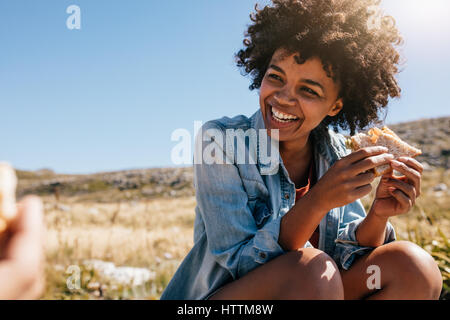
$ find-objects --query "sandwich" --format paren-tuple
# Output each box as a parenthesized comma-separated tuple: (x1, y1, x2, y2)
(0, 162, 18, 233)
(346, 126, 422, 176)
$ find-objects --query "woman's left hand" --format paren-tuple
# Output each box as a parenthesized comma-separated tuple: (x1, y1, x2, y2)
(370, 157, 423, 219)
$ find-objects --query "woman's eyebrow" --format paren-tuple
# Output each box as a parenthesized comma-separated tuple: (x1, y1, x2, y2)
(268, 64, 325, 93)
(268, 64, 286, 75)
(302, 79, 325, 93)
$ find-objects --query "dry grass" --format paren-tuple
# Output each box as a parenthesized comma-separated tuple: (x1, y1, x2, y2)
(41, 169, 449, 299)
(42, 197, 196, 299)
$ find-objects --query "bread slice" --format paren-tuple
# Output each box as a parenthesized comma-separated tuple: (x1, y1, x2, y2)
(347, 127, 422, 176)
(0, 162, 18, 233)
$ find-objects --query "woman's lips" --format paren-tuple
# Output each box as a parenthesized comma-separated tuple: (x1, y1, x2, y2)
(267, 106, 301, 128)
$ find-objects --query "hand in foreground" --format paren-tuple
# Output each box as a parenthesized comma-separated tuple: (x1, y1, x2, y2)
(312, 146, 394, 212)
(0, 196, 45, 299)
(370, 157, 423, 219)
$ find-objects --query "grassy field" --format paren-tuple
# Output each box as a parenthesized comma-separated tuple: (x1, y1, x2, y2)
(41, 168, 449, 300)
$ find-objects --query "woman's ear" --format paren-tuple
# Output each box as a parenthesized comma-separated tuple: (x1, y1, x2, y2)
(327, 98, 343, 117)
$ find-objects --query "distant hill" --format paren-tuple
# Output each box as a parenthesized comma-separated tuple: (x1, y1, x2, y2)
(16, 167, 195, 202)
(16, 116, 449, 201)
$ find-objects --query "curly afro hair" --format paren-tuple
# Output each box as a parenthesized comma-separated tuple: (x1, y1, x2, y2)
(235, 0, 403, 134)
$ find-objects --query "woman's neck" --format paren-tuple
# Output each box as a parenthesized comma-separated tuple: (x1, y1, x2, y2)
(280, 135, 313, 188)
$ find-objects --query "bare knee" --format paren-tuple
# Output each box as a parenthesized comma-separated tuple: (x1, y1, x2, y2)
(281, 249, 344, 300)
(380, 241, 442, 299)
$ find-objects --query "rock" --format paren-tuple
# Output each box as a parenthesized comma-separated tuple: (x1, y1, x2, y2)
(171, 226, 180, 233)
(433, 183, 447, 192)
(56, 204, 71, 212)
(83, 259, 156, 286)
(53, 264, 65, 272)
(433, 191, 445, 198)
(163, 252, 173, 260)
(88, 207, 99, 215)
(421, 161, 432, 171)
(87, 281, 101, 290)
(141, 188, 155, 196)
(130, 201, 139, 207)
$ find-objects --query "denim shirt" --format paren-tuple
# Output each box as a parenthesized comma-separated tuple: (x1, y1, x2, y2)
(160, 109, 396, 300)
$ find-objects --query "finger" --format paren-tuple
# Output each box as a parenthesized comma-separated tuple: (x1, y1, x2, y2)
(349, 171, 376, 187)
(397, 157, 424, 174)
(343, 146, 389, 164)
(385, 179, 416, 205)
(388, 188, 413, 211)
(10, 196, 45, 250)
(0, 259, 45, 300)
(16, 266, 46, 300)
(390, 160, 421, 197)
(350, 153, 395, 175)
(0, 196, 45, 300)
(5, 196, 45, 261)
(352, 184, 373, 199)
(381, 169, 395, 179)
(10, 196, 44, 234)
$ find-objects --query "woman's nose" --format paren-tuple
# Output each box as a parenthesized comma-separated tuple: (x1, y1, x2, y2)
(274, 88, 296, 107)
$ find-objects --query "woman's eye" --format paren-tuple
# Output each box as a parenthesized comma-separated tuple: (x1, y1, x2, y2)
(268, 74, 283, 82)
(301, 87, 319, 97)
(266, 75, 320, 98)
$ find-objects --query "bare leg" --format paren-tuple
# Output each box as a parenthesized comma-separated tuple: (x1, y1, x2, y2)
(340, 241, 442, 300)
(209, 248, 344, 300)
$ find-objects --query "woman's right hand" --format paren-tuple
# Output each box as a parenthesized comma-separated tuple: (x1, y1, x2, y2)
(311, 146, 394, 213)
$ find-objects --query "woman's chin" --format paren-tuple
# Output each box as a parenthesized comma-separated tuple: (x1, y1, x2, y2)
(266, 129, 298, 142)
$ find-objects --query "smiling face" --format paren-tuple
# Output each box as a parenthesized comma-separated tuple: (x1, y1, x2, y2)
(259, 48, 344, 143)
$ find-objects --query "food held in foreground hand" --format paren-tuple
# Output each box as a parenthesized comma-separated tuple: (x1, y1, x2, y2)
(0, 162, 18, 233)
(346, 126, 422, 177)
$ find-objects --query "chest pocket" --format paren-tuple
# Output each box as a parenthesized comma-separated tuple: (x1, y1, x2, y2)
(240, 171, 272, 229)
(248, 197, 273, 228)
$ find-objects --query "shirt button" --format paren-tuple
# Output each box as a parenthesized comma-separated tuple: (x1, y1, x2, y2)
(284, 194, 290, 200)
(259, 252, 267, 259)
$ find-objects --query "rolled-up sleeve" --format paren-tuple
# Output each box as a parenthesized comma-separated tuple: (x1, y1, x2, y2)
(333, 199, 396, 270)
(193, 122, 285, 279)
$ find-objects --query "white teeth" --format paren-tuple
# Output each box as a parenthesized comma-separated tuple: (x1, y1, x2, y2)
(273, 117, 291, 123)
(271, 106, 298, 121)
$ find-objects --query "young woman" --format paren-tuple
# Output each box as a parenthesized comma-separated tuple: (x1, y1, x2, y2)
(161, 0, 442, 300)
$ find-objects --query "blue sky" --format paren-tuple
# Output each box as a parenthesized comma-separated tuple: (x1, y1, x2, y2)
(1, 0, 449, 174)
